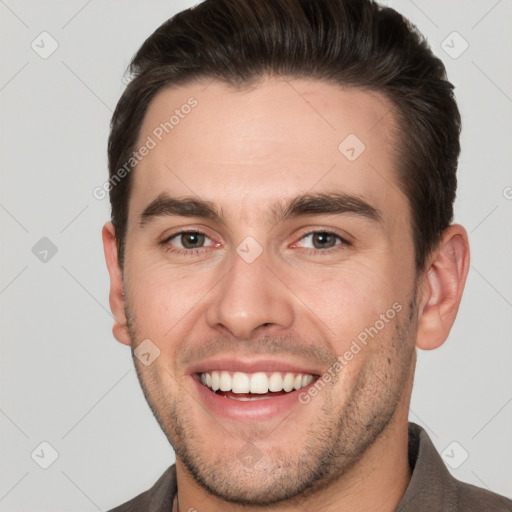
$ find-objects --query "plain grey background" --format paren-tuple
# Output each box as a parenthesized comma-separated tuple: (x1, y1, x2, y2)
(0, 0, 511, 510)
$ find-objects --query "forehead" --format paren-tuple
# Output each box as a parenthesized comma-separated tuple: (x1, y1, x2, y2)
(129, 77, 406, 223)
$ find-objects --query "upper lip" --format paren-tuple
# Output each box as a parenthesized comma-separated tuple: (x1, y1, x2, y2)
(187, 356, 323, 376)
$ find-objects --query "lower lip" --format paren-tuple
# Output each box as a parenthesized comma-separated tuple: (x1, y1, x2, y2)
(191, 375, 317, 422)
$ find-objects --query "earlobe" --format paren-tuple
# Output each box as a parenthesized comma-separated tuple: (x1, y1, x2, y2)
(415, 224, 470, 350)
(102, 222, 131, 346)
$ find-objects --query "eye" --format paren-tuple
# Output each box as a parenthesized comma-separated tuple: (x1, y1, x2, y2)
(295, 231, 349, 251)
(161, 230, 218, 253)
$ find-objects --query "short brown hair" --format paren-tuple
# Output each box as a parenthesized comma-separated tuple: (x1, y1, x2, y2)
(107, 0, 461, 271)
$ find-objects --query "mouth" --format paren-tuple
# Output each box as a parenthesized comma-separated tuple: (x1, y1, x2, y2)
(188, 358, 323, 421)
(197, 370, 317, 401)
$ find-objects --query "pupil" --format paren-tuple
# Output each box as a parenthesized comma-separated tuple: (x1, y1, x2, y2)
(313, 233, 335, 249)
(182, 233, 204, 249)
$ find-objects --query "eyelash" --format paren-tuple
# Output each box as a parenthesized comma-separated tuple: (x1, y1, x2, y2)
(159, 229, 351, 256)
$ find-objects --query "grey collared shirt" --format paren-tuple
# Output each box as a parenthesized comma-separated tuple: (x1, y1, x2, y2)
(109, 422, 512, 511)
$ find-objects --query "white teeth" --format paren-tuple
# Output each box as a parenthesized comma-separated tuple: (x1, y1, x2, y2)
(250, 372, 269, 394)
(283, 373, 294, 392)
(302, 374, 314, 387)
(211, 371, 220, 391)
(268, 372, 283, 392)
(232, 372, 250, 393)
(219, 371, 232, 391)
(199, 370, 316, 395)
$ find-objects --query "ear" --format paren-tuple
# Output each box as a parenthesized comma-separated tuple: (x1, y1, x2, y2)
(102, 222, 131, 346)
(415, 224, 470, 350)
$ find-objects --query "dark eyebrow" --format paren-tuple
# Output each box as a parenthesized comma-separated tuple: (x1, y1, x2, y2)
(139, 191, 382, 229)
(273, 192, 382, 224)
(139, 193, 223, 228)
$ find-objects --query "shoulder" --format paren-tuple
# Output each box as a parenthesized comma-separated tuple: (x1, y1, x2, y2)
(454, 479, 512, 512)
(107, 465, 177, 512)
(398, 423, 512, 512)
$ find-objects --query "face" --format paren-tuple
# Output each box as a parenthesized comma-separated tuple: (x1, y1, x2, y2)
(119, 78, 419, 505)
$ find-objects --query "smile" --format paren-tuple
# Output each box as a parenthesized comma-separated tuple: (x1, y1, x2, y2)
(188, 358, 322, 421)
(199, 371, 316, 400)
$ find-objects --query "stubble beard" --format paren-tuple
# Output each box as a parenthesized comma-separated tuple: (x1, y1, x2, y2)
(126, 294, 417, 506)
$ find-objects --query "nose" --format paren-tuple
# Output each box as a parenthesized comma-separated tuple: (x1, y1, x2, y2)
(205, 249, 295, 340)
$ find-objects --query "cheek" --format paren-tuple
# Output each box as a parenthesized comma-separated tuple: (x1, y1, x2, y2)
(283, 262, 401, 344)
(125, 258, 214, 336)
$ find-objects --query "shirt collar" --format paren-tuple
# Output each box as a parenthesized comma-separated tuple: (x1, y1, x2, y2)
(395, 422, 458, 511)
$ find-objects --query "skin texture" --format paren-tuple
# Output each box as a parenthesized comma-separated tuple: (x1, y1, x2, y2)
(103, 77, 470, 512)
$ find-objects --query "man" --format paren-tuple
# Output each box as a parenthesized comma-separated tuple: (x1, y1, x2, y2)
(102, 0, 512, 510)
